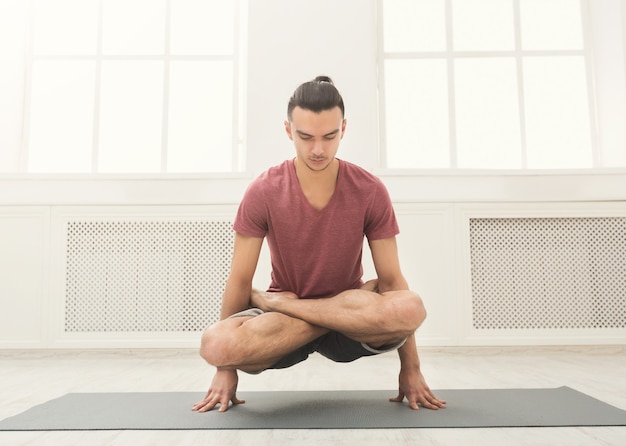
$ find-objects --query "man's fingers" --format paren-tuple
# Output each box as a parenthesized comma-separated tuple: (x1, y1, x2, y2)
(390, 392, 421, 410)
(217, 400, 230, 412)
(231, 396, 246, 405)
(192, 397, 218, 413)
(418, 398, 439, 410)
(424, 392, 446, 409)
(389, 392, 404, 403)
(217, 395, 246, 412)
(390, 392, 447, 410)
(193, 392, 243, 413)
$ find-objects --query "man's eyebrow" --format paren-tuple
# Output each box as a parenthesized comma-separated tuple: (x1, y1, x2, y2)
(295, 129, 340, 138)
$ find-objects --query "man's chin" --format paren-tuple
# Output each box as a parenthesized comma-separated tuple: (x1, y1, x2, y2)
(305, 159, 333, 171)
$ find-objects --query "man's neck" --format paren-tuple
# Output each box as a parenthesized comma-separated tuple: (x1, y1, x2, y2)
(293, 158, 339, 211)
(294, 157, 339, 186)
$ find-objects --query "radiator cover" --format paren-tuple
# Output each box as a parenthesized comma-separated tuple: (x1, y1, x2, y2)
(470, 217, 626, 330)
(64, 220, 234, 332)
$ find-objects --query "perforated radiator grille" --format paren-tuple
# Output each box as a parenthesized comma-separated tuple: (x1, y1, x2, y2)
(470, 217, 626, 330)
(65, 220, 234, 332)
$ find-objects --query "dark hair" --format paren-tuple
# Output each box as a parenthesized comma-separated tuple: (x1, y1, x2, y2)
(287, 75, 345, 121)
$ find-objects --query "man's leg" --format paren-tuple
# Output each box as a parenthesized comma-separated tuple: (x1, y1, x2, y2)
(199, 311, 328, 374)
(251, 288, 425, 350)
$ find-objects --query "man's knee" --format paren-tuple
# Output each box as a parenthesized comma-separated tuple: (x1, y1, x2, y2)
(199, 318, 247, 368)
(199, 325, 224, 367)
(409, 290, 427, 325)
(384, 290, 427, 336)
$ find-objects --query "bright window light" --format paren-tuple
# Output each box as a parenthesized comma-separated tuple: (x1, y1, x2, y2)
(455, 58, 521, 168)
(383, 0, 446, 52)
(381, 0, 595, 170)
(452, 0, 515, 51)
(13, 0, 243, 174)
(167, 61, 233, 172)
(98, 61, 164, 173)
(385, 59, 450, 168)
(32, 0, 99, 55)
(170, 0, 234, 55)
(101, 0, 166, 55)
(520, 0, 584, 50)
(28, 61, 96, 173)
(524, 56, 592, 168)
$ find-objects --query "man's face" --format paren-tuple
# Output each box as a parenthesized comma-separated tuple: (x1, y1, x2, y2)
(285, 106, 346, 172)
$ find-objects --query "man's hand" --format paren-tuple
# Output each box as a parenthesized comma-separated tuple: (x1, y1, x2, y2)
(390, 367, 447, 410)
(250, 289, 298, 312)
(192, 368, 245, 413)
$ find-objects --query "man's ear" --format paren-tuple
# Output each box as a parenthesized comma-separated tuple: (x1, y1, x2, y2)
(284, 120, 293, 140)
(341, 118, 347, 139)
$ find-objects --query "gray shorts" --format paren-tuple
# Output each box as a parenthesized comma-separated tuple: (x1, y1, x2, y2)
(230, 308, 407, 369)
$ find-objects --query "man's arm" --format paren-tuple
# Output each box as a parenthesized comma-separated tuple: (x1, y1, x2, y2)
(193, 233, 264, 413)
(220, 233, 265, 318)
(369, 237, 446, 410)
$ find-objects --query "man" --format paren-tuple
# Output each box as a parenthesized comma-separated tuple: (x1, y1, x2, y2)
(193, 76, 445, 413)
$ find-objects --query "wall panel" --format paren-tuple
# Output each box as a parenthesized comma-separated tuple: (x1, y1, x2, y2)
(0, 207, 49, 347)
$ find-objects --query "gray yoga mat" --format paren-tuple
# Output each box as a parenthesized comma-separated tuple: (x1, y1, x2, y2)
(1, 387, 624, 431)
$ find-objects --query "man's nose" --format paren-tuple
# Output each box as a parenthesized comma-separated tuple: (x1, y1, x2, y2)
(312, 140, 324, 156)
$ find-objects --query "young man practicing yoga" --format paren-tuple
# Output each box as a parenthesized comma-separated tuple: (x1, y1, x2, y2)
(193, 76, 446, 413)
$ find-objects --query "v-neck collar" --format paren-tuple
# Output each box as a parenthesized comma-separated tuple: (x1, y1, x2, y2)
(291, 158, 342, 213)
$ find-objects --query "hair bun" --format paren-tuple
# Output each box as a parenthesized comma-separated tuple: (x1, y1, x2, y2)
(287, 75, 344, 119)
(314, 75, 334, 85)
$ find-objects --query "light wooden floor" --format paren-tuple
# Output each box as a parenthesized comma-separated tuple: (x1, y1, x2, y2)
(1, 346, 625, 445)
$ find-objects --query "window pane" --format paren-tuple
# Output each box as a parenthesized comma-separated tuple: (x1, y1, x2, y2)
(383, 0, 446, 52)
(98, 61, 163, 172)
(102, 0, 166, 55)
(0, 64, 23, 171)
(385, 59, 449, 168)
(455, 58, 521, 168)
(0, 0, 28, 172)
(28, 61, 95, 173)
(170, 0, 234, 55)
(524, 57, 592, 168)
(167, 61, 233, 172)
(452, 0, 515, 51)
(0, 0, 27, 58)
(520, 0, 583, 50)
(33, 0, 99, 55)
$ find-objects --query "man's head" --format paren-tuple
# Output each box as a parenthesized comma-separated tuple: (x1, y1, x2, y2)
(287, 75, 345, 121)
(284, 76, 346, 173)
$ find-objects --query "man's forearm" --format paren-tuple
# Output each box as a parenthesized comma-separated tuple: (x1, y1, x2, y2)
(397, 333, 421, 370)
(219, 280, 253, 319)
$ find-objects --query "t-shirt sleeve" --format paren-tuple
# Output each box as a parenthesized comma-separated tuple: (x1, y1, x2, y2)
(364, 180, 400, 241)
(233, 180, 268, 238)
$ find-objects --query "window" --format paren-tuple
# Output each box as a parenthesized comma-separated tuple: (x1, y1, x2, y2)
(1, 0, 245, 174)
(380, 0, 599, 169)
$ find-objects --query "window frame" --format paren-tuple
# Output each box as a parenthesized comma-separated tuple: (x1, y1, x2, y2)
(377, 0, 601, 171)
(18, 0, 247, 175)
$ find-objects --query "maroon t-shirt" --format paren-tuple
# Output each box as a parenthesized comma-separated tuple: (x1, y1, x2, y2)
(234, 159, 399, 299)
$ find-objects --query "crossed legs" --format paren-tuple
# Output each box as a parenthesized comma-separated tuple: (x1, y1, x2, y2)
(200, 311, 328, 373)
(199, 283, 426, 374)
